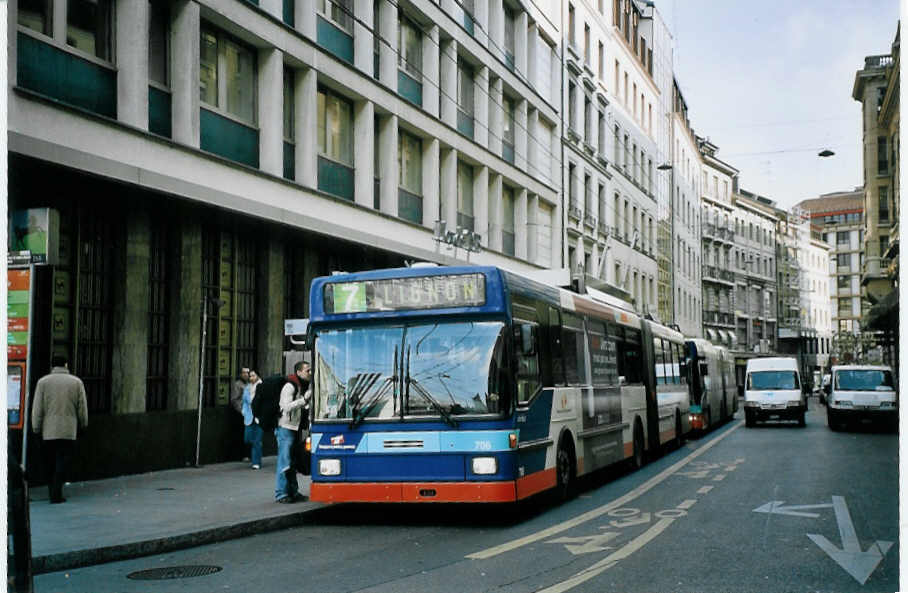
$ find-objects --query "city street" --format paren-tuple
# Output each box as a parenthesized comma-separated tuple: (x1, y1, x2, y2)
(35, 403, 898, 593)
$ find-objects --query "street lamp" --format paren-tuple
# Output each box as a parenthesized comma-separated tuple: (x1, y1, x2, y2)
(433, 219, 482, 261)
(818, 149, 835, 158)
(196, 294, 225, 467)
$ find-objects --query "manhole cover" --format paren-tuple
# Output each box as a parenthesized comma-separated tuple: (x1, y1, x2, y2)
(127, 565, 222, 580)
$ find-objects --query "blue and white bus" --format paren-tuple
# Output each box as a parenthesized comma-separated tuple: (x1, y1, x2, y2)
(305, 265, 691, 504)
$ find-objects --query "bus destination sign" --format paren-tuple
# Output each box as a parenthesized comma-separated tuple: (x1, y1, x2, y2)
(325, 274, 486, 314)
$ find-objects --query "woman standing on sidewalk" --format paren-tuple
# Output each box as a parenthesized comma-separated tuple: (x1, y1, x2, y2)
(242, 371, 264, 469)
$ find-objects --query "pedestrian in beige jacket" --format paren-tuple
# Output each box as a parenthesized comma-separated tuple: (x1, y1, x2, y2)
(32, 354, 88, 503)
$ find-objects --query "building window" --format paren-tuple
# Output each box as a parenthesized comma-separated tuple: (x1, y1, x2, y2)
(584, 173, 593, 215)
(836, 230, 849, 245)
(568, 81, 577, 132)
(147, 219, 170, 411)
(837, 253, 851, 268)
(879, 235, 888, 257)
(317, 0, 353, 32)
(18, 0, 52, 35)
(584, 96, 592, 141)
(200, 27, 257, 125)
(568, 163, 577, 209)
(879, 186, 889, 222)
(457, 59, 474, 135)
(457, 161, 474, 231)
(568, 3, 575, 47)
(597, 111, 605, 154)
(398, 15, 422, 79)
(503, 96, 516, 162)
(598, 41, 604, 78)
(504, 6, 516, 69)
(67, 0, 113, 60)
(878, 136, 888, 174)
(317, 88, 353, 166)
(502, 187, 515, 256)
(583, 23, 591, 63)
(398, 130, 422, 223)
(283, 67, 295, 179)
(149, 0, 169, 86)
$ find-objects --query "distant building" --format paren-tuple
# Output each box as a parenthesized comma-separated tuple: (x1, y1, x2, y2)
(697, 137, 738, 349)
(732, 189, 778, 355)
(796, 191, 865, 363)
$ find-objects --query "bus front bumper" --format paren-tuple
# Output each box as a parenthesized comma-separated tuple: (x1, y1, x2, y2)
(310, 481, 518, 503)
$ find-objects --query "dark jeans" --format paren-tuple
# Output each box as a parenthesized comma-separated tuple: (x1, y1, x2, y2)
(42, 439, 74, 502)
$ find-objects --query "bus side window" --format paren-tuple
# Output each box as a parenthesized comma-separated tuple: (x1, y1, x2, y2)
(620, 328, 643, 384)
(675, 344, 687, 385)
(653, 338, 665, 385)
(548, 307, 565, 386)
(515, 322, 540, 403)
(562, 313, 585, 386)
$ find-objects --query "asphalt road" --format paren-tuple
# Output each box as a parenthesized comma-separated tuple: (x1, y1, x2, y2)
(35, 402, 899, 593)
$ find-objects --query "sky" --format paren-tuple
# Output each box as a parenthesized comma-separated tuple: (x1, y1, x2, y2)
(656, 0, 900, 210)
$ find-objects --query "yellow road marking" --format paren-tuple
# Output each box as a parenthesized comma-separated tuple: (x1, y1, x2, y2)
(466, 421, 743, 559)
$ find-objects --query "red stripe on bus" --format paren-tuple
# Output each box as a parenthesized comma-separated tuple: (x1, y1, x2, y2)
(310, 481, 517, 503)
(516, 468, 557, 499)
(659, 428, 675, 444)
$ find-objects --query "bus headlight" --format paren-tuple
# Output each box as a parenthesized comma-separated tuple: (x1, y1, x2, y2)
(472, 457, 498, 475)
(319, 459, 342, 476)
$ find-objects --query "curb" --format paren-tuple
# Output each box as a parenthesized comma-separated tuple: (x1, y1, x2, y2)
(32, 503, 324, 575)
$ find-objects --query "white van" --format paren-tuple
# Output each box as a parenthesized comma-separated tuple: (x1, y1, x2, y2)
(744, 357, 806, 427)
(824, 365, 897, 431)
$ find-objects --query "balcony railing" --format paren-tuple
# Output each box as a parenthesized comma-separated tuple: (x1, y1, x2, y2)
(583, 212, 597, 228)
(568, 204, 582, 221)
(598, 221, 610, 236)
(865, 54, 893, 68)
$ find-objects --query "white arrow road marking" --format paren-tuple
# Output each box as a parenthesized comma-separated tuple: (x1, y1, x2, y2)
(753, 500, 834, 518)
(535, 518, 676, 593)
(546, 532, 621, 555)
(466, 421, 742, 560)
(807, 496, 893, 585)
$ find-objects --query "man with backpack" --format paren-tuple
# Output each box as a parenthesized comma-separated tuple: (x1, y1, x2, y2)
(274, 361, 310, 503)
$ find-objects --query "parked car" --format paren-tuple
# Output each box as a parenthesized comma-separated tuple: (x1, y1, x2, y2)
(825, 365, 897, 431)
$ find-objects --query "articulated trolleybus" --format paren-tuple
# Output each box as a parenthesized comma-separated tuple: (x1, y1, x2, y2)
(306, 265, 691, 504)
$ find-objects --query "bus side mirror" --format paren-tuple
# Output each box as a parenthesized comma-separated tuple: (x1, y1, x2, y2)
(285, 319, 311, 351)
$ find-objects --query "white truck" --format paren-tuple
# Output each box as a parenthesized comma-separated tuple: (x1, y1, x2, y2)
(743, 357, 807, 427)
(824, 365, 897, 431)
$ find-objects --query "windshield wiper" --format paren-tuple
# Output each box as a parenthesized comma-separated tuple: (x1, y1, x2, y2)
(349, 346, 398, 429)
(349, 376, 394, 429)
(405, 346, 457, 428)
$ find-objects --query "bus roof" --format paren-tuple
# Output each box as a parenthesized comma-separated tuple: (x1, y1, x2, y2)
(308, 265, 648, 332)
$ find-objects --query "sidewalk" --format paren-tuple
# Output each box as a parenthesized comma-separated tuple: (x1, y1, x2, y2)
(27, 456, 323, 574)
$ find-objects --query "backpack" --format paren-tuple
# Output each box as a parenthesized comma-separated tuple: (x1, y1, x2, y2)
(251, 375, 296, 432)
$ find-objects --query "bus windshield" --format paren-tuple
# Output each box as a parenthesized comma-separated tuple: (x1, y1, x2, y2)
(313, 321, 508, 421)
(834, 369, 895, 391)
(747, 370, 800, 391)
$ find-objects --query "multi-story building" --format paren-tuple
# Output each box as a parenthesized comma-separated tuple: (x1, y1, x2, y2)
(732, 190, 777, 355)
(852, 29, 897, 303)
(668, 79, 702, 337)
(795, 190, 865, 362)
(559, 0, 666, 316)
(775, 205, 832, 386)
(8, 0, 561, 478)
(852, 23, 899, 368)
(697, 137, 738, 348)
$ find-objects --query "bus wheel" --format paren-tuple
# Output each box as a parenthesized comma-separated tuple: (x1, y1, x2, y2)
(672, 412, 683, 450)
(745, 408, 755, 428)
(827, 408, 839, 431)
(555, 437, 576, 501)
(798, 410, 806, 427)
(631, 421, 645, 470)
